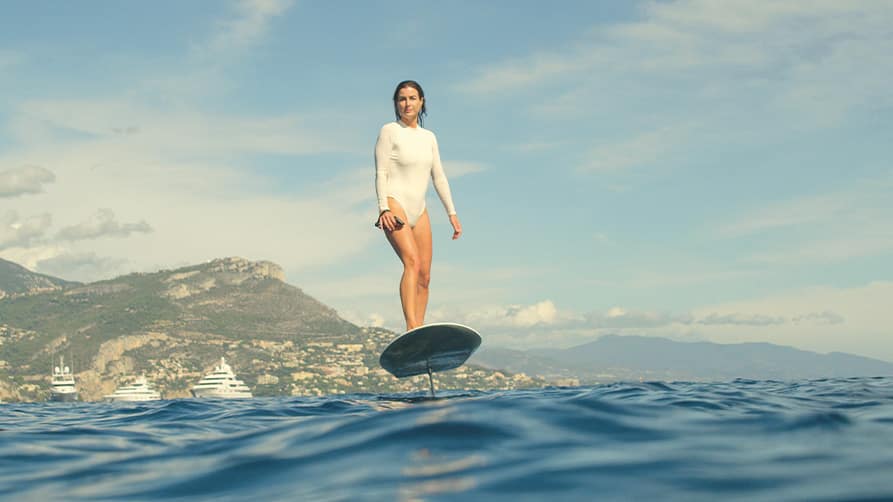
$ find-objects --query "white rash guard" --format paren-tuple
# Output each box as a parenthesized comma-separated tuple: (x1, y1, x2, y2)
(374, 121, 457, 227)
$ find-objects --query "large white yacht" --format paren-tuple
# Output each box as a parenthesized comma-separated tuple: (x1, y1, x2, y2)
(50, 356, 78, 402)
(191, 357, 252, 399)
(104, 376, 162, 402)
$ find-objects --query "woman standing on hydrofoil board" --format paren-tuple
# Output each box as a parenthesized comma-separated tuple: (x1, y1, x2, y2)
(375, 80, 462, 331)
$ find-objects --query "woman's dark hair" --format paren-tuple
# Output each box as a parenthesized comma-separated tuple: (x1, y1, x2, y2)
(392, 80, 427, 126)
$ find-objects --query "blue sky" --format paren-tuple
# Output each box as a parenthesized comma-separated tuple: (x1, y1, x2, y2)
(1, 1, 891, 360)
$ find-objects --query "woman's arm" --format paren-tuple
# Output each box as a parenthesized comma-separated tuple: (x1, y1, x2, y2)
(430, 134, 457, 216)
(430, 134, 462, 239)
(374, 125, 393, 214)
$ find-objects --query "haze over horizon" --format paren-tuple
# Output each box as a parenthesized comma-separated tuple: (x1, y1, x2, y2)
(1, 2, 891, 360)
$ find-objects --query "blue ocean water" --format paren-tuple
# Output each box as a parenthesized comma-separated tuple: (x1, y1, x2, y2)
(2, 377, 893, 501)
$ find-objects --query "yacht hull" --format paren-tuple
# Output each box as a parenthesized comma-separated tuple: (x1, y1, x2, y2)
(191, 389, 252, 399)
(49, 392, 78, 402)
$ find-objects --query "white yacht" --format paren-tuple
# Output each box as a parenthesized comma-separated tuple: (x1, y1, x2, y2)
(191, 357, 252, 399)
(50, 356, 78, 402)
(105, 376, 162, 402)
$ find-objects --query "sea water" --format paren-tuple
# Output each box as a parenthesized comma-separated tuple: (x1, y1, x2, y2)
(2, 377, 892, 501)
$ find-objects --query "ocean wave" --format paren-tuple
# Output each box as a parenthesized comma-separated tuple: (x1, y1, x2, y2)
(2, 377, 893, 500)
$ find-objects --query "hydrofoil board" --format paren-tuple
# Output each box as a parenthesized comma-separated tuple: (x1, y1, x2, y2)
(380, 323, 482, 396)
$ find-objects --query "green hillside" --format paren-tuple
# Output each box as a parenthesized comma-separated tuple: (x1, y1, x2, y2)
(0, 258, 79, 297)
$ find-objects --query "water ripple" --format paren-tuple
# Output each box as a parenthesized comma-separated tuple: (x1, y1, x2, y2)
(2, 377, 893, 500)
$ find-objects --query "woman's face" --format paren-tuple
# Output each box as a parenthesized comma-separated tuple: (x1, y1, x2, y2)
(395, 87, 423, 124)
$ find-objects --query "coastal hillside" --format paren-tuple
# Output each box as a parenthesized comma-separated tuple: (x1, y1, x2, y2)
(0, 257, 538, 402)
(0, 258, 79, 299)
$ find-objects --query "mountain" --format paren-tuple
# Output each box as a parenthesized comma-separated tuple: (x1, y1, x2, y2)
(0, 258, 79, 298)
(0, 257, 539, 402)
(472, 335, 893, 383)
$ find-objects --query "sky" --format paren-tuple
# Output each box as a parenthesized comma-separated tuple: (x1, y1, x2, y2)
(1, 1, 892, 360)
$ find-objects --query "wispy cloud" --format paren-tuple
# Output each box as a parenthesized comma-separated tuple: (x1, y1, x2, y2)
(460, 1, 893, 125)
(586, 306, 692, 329)
(426, 296, 863, 351)
(744, 230, 893, 266)
(459, 51, 586, 94)
(587, 306, 846, 329)
(143, 0, 294, 101)
(12, 99, 342, 158)
(507, 140, 570, 154)
(0, 211, 52, 250)
(717, 173, 893, 265)
(696, 312, 787, 326)
(34, 252, 128, 282)
(581, 125, 691, 172)
(56, 209, 152, 242)
(460, 300, 566, 328)
(1, 105, 386, 278)
(443, 161, 488, 178)
(196, 0, 294, 58)
(687, 281, 893, 359)
(0, 166, 55, 197)
(1, 95, 372, 282)
(721, 174, 893, 236)
(330, 275, 891, 359)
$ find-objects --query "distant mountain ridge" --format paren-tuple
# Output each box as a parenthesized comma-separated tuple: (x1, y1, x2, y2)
(0, 258, 79, 298)
(473, 335, 893, 383)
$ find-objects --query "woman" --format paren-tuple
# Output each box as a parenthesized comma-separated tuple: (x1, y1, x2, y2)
(375, 80, 462, 331)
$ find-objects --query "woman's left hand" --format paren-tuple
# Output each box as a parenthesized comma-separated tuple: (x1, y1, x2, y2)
(449, 214, 462, 240)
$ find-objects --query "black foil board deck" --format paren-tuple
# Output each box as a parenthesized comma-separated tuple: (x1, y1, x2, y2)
(379, 323, 482, 378)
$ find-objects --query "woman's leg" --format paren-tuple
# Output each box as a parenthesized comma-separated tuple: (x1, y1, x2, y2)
(411, 210, 433, 325)
(384, 198, 422, 330)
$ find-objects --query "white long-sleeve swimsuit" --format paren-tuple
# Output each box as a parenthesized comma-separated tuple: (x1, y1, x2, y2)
(375, 121, 456, 227)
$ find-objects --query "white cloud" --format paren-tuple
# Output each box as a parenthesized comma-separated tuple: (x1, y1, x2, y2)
(200, 0, 294, 57)
(793, 311, 845, 325)
(745, 230, 893, 266)
(720, 175, 892, 237)
(460, 1, 893, 126)
(583, 304, 851, 331)
(602, 266, 758, 290)
(459, 51, 584, 94)
(490, 1, 888, 86)
(0, 165, 55, 197)
(443, 161, 487, 178)
(3, 159, 378, 284)
(0, 211, 52, 250)
(582, 125, 691, 172)
(56, 209, 152, 242)
(0, 97, 379, 281)
(588, 306, 691, 329)
(718, 173, 893, 265)
(456, 300, 572, 328)
(688, 281, 893, 360)
(34, 252, 127, 283)
(0, 1, 374, 283)
(11, 99, 343, 158)
(129, 0, 295, 105)
(334, 278, 893, 361)
(695, 312, 788, 326)
(507, 140, 570, 154)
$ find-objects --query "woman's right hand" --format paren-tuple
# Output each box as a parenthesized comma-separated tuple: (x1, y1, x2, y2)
(378, 210, 398, 232)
